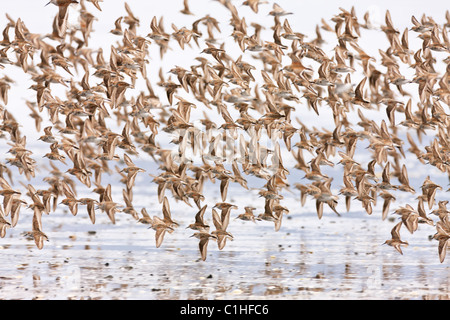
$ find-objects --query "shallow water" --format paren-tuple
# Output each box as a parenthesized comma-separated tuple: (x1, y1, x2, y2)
(0, 178, 449, 300)
(0, 145, 449, 300)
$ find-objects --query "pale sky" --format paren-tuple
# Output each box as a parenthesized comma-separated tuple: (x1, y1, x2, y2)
(0, 0, 448, 138)
(1, 1, 448, 37)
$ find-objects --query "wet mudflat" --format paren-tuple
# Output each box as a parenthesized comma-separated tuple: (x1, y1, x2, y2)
(0, 179, 448, 300)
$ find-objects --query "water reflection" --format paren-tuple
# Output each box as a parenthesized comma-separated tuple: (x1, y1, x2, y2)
(1, 198, 450, 300)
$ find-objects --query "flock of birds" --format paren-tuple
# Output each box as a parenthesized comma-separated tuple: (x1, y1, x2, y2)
(0, 0, 449, 262)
